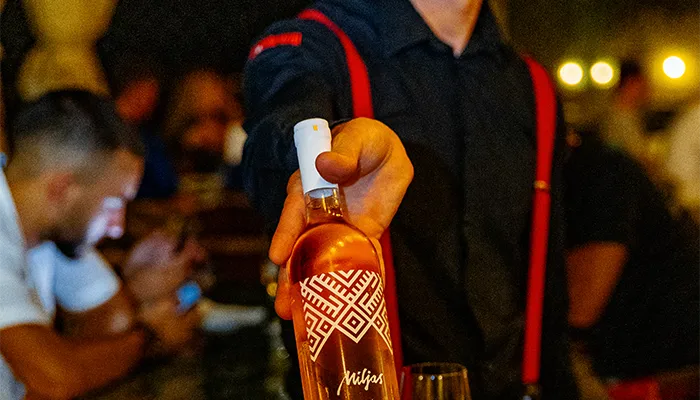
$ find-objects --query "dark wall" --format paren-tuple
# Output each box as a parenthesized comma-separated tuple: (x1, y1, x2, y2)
(1, 0, 311, 119)
(100, 0, 311, 74)
(508, 0, 697, 68)
(2, 0, 694, 120)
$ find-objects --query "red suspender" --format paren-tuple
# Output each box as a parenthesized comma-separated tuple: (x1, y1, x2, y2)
(298, 9, 405, 375)
(521, 56, 558, 389)
(298, 11, 559, 391)
(298, 10, 374, 118)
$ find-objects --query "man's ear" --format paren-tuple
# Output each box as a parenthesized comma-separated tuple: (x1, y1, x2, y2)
(44, 171, 82, 214)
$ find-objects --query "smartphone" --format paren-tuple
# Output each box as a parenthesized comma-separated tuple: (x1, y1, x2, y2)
(176, 280, 202, 314)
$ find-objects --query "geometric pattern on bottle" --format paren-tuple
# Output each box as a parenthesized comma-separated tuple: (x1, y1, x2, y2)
(300, 269, 393, 362)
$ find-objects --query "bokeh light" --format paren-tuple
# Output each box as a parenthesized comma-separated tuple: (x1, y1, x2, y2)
(559, 62, 584, 86)
(590, 61, 615, 86)
(663, 56, 686, 79)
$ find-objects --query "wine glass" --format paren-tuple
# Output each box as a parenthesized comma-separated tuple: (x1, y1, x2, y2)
(400, 362, 472, 400)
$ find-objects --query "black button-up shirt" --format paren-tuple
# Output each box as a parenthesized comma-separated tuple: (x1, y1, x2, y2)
(243, 1, 577, 398)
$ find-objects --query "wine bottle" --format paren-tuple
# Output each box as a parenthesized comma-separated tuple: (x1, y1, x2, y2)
(288, 118, 399, 399)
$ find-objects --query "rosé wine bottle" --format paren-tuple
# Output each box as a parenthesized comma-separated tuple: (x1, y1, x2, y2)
(288, 118, 399, 400)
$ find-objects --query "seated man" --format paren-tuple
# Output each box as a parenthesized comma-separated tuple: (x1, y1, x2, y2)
(564, 130, 699, 382)
(0, 90, 200, 400)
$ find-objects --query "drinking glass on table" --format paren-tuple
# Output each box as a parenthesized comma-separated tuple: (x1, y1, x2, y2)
(400, 363, 472, 400)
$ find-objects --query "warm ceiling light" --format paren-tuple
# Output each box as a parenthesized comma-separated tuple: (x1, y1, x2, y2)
(663, 56, 686, 79)
(559, 62, 584, 86)
(590, 61, 614, 86)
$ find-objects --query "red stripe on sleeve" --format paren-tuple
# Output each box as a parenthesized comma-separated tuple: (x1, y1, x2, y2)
(248, 32, 303, 60)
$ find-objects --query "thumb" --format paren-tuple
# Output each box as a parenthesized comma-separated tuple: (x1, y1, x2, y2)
(316, 151, 359, 185)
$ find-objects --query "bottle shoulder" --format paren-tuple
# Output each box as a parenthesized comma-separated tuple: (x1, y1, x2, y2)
(288, 222, 381, 284)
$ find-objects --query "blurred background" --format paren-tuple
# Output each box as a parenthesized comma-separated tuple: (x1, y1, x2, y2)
(0, 0, 697, 399)
(2, 0, 697, 126)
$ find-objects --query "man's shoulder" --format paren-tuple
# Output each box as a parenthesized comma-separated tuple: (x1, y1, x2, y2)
(0, 240, 25, 275)
(248, 14, 343, 62)
(247, 1, 376, 65)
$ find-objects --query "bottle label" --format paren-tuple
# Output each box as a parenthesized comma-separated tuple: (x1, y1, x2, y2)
(300, 269, 393, 361)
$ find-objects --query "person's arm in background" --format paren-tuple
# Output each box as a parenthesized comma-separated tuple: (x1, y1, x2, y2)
(2, 324, 145, 400)
(121, 233, 204, 352)
(61, 235, 204, 349)
(0, 245, 145, 400)
(55, 248, 135, 339)
(5, 238, 202, 400)
(59, 288, 136, 339)
(564, 145, 637, 329)
(567, 243, 628, 328)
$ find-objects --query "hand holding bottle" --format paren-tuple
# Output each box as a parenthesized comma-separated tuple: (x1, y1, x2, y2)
(276, 118, 409, 399)
(272, 117, 413, 320)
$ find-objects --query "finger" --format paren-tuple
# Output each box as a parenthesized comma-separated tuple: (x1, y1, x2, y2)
(181, 306, 204, 330)
(274, 265, 292, 320)
(122, 231, 174, 275)
(167, 242, 198, 276)
(138, 297, 177, 324)
(180, 238, 207, 264)
(269, 171, 305, 265)
(126, 262, 189, 303)
(315, 121, 368, 185)
(333, 118, 392, 174)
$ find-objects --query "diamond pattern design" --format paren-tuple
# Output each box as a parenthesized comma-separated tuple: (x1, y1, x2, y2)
(300, 269, 393, 361)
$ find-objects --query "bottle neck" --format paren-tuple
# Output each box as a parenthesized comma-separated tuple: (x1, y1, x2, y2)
(305, 187, 346, 226)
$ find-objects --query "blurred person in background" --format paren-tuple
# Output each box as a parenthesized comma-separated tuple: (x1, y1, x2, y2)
(564, 130, 699, 397)
(664, 101, 700, 222)
(601, 59, 652, 169)
(163, 68, 247, 190)
(123, 67, 267, 334)
(0, 91, 202, 400)
(109, 55, 179, 199)
(243, 0, 577, 398)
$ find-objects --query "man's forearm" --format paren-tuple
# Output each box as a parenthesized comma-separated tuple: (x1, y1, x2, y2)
(567, 242, 628, 328)
(1, 325, 145, 400)
(66, 329, 146, 396)
(60, 289, 136, 339)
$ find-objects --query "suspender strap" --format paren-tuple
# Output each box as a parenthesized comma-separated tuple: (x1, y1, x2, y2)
(298, 9, 374, 118)
(521, 56, 558, 388)
(298, 9, 405, 376)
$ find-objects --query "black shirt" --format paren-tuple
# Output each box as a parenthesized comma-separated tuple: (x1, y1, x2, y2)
(243, 1, 577, 398)
(565, 136, 699, 379)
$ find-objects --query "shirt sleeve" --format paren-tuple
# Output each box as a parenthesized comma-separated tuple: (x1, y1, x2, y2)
(0, 243, 51, 329)
(242, 18, 349, 231)
(565, 149, 639, 248)
(53, 247, 121, 313)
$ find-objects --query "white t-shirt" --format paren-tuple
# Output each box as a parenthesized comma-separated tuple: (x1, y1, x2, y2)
(0, 171, 120, 400)
(602, 106, 648, 164)
(665, 103, 700, 211)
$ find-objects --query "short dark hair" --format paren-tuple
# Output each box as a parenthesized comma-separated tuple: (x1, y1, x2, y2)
(7, 90, 144, 178)
(10, 90, 144, 155)
(617, 60, 644, 90)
